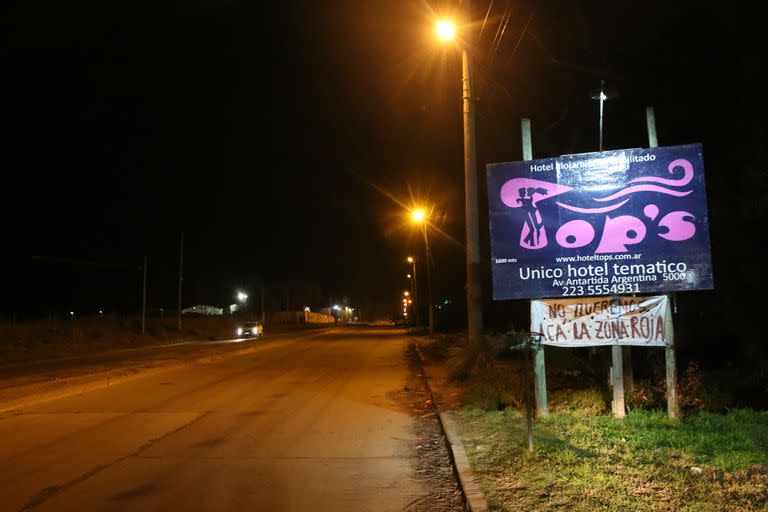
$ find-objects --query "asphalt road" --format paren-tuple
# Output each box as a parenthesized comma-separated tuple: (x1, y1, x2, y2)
(0, 327, 451, 511)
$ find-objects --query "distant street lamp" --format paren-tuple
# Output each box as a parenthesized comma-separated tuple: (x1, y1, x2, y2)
(236, 291, 248, 316)
(411, 209, 434, 335)
(402, 290, 412, 322)
(435, 12, 483, 345)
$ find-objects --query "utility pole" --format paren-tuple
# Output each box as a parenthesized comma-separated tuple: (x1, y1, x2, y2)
(522, 118, 548, 417)
(141, 255, 147, 334)
(261, 284, 266, 324)
(409, 257, 418, 325)
(646, 105, 679, 419)
(177, 232, 184, 331)
(423, 225, 434, 335)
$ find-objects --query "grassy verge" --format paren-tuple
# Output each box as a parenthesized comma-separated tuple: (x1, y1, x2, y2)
(454, 407, 768, 511)
(415, 333, 767, 510)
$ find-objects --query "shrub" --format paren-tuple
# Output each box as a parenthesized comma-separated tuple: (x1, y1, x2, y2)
(679, 360, 732, 414)
(549, 387, 607, 416)
(464, 367, 525, 411)
(626, 378, 665, 411)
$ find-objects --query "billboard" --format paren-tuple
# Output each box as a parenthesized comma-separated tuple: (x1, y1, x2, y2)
(531, 295, 671, 347)
(487, 144, 713, 300)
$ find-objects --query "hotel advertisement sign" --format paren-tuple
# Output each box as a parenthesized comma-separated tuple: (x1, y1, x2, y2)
(487, 144, 714, 300)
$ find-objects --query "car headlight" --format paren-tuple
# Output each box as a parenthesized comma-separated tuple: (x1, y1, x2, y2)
(237, 328, 243, 336)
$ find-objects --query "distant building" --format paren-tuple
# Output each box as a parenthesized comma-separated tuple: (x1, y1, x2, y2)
(182, 305, 223, 316)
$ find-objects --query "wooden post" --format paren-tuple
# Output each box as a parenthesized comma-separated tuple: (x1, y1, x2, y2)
(646, 107, 679, 419)
(533, 342, 548, 417)
(665, 295, 679, 418)
(622, 347, 634, 394)
(611, 344, 626, 418)
(521, 118, 533, 161)
(645, 107, 658, 148)
(522, 118, 548, 417)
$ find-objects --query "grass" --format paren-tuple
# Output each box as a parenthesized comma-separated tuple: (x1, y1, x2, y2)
(416, 331, 768, 510)
(454, 407, 768, 511)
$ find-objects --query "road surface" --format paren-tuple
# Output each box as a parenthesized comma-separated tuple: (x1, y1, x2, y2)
(0, 327, 462, 512)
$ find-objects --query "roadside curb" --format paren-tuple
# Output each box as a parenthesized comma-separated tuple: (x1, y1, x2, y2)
(414, 344, 489, 512)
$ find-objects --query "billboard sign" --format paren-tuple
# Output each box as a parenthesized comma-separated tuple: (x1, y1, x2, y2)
(531, 295, 671, 347)
(487, 144, 713, 300)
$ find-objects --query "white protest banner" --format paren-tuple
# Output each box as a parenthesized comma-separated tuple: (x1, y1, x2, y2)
(531, 295, 670, 347)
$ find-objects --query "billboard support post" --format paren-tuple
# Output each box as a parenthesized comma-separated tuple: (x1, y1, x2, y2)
(622, 347, 634, 395)
(611, 343, 626, 418)
(665, 303, 679, 418)
(521, 118, 548, 417)
(647, 105, 679, 419)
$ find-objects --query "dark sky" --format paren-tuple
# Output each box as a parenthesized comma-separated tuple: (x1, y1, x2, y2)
(2, 1, 764, 323)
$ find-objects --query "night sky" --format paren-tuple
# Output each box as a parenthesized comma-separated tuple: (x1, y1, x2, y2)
(2, 1, 764, 334)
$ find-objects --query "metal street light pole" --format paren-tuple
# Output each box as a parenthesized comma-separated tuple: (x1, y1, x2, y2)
(422, 224, 434, 335)
(410, 208, 434, 333)
(407, 256, 418, 325)
(460, 2, 483, 346)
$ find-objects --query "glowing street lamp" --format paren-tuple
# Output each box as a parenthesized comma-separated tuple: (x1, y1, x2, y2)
(435, 20, 456, 41)
(435, 11, 483, 345)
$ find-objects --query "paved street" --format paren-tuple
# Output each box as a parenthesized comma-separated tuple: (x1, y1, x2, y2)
(0, 327, 458, 511)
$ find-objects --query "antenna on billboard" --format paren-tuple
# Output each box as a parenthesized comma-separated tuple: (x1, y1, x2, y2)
(591, 80, 607, 151)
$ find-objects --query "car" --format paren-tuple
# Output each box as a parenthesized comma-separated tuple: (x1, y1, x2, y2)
(236, 321, 264, 339)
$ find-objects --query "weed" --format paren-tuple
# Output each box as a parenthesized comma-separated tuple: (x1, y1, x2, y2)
(626, 378, 665, 411)
(679, 360, 733, 414)
(463, 367, 524, 411)
(549, 387, 607, 416)
(418, 333, 461, 361)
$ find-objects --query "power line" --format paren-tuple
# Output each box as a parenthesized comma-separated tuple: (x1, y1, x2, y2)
(490, 0, 514, 56)
(504, 0, 537, 66)
(478, 0, 495, 41)
(30, 256, 141, 271)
